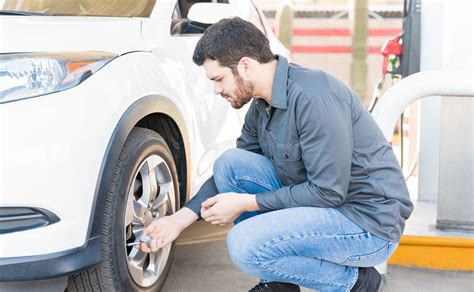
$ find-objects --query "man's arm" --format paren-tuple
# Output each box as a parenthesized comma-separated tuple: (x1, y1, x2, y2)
(256, 94, 353, 210)
(139, 207, 198, 252)
(140, 176, 219, 252)
(200, 193, 259, 225)
(183, 176, 219, 217)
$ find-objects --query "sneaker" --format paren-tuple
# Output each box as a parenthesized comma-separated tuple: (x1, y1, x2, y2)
(350, 267, 386, 292)
(248, 281, 301, 292)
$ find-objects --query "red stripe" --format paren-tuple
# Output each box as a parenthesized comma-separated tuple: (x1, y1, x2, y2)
(292, 46, 382, 54)
(368, 47, 382, 54)
(368, 28, 401, 37)
(292, 46, 351, 53)
(291, 28, 401, 37)
(293, 28, 349, 36)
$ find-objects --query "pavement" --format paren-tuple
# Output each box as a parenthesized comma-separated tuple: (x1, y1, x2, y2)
(1, 219, 472, 292)
(161, 220, 474, 292)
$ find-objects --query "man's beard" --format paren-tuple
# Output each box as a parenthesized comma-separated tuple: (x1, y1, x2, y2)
(229, 73, 254, 109)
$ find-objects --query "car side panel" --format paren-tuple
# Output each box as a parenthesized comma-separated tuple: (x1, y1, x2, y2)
(0, 52, 195, 257)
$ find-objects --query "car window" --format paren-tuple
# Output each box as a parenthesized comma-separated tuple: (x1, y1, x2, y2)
(0, 0, 157, 17)
(170, 0, 229, 35)
(174, 0, 228, 19)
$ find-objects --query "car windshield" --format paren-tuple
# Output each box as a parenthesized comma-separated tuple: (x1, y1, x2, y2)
(0, 0, 157, 17)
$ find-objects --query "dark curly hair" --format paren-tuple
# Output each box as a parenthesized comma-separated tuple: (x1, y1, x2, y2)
(192, 17, 274, 74)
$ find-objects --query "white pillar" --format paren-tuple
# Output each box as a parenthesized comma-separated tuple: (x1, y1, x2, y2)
(418, 0, 444, 202)
(436, 1, 474, 231)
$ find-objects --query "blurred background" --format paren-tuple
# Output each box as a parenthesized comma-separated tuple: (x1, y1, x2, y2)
(253, 0, 413, 175)
(254, 0, 403, 107)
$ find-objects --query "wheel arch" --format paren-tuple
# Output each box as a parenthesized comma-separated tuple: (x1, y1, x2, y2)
(88, 94, 191, 242)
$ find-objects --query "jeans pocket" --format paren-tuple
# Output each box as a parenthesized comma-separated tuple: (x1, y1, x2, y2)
(341, 241, 393, 267)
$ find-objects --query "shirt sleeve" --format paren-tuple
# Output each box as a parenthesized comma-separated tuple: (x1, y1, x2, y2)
(256, 94, 353, 210)
(236, 101, 262, 154)
(184, 176, 219, 217)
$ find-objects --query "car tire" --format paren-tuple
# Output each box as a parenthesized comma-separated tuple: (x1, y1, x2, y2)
(67, 127, 180, 291)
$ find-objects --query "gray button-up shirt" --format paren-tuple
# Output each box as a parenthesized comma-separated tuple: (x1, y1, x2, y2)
(186, 55, 413, 243)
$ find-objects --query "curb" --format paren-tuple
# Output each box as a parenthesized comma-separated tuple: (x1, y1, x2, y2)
(388, 235, 474, 271)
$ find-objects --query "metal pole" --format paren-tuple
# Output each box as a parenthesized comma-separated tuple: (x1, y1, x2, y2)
(349, 0, 368, 104)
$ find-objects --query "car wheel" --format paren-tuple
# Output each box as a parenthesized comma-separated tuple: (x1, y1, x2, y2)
(67, 127, 179, 291)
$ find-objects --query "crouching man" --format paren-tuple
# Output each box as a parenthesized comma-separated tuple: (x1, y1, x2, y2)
(139, 17, 413, 292)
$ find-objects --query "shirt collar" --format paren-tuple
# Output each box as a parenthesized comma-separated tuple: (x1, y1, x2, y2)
(269, 54, 289, 110)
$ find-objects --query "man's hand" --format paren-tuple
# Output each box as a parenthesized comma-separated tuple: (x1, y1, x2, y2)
(138, 207, 198, 252)
(200, 193, 258, 225)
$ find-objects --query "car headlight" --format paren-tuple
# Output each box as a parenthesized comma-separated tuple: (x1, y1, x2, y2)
(0, 52, 118, 104)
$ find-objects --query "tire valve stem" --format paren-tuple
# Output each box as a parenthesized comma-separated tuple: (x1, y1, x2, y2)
(127, 235, 151, 247)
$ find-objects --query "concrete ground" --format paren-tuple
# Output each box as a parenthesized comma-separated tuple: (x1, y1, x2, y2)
(1, 219, 472, 292)
(162, 220, 474, 292)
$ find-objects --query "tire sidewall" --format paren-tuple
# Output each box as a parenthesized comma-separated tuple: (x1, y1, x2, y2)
(106, 128, 179, 292)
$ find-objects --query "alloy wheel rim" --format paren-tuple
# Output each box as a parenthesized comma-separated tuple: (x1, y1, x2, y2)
(123, 154, 176, 287)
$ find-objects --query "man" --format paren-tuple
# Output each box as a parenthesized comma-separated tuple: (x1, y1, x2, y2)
(139, 17, 413, 292)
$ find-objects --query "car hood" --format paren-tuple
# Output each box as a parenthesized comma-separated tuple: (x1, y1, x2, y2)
(0, 16, 149, 55)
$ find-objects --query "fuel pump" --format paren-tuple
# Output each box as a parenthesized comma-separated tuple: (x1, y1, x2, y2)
(370, 0, 421, 175)
(369, 34, 403, 112)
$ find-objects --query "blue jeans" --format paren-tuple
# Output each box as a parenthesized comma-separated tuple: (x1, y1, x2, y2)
(213, 149, 397, 291)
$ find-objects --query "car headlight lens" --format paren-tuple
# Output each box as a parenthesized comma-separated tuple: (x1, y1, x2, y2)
(0, 52, 118, 104)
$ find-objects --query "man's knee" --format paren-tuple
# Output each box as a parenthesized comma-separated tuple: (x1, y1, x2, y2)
(226, 221, 263, 274)
(214, 149, 240, 190)
(214, 149, 255, 190)
(214, 149, 242, 175)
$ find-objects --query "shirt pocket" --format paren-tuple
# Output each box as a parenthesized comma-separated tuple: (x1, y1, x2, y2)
(276, 143, 302, 161)
(275, 143, 304, 185)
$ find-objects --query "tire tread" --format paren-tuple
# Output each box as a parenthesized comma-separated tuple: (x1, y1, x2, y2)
(67, 127, 177, 292)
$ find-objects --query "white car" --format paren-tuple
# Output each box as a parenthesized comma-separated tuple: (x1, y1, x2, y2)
(0, 0, 288, 290)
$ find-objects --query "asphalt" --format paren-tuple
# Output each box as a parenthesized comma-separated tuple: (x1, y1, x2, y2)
(161, 220, 474, 292)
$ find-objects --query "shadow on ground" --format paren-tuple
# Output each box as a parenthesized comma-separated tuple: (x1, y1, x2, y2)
(162, 220, 474, 292)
